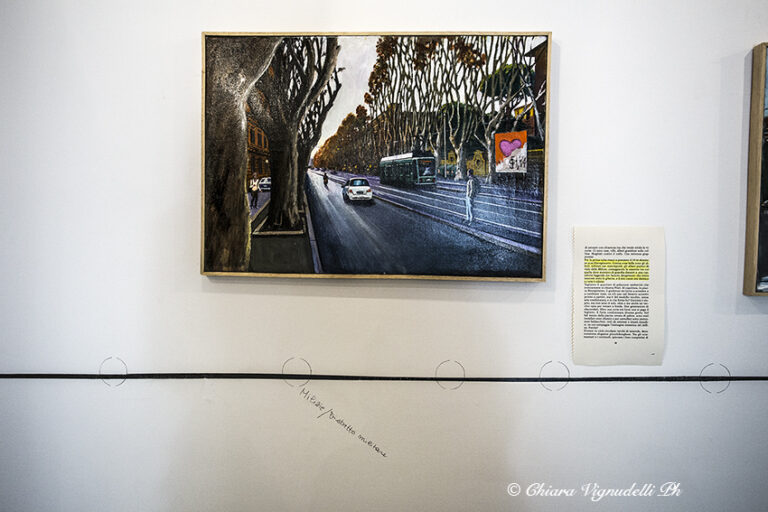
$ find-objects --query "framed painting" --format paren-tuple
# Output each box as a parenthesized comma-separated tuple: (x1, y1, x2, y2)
(744, 42, 768, 295)
(202, 32, 550, 281)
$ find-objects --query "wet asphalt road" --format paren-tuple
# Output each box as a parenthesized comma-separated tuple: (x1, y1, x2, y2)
(305, 172, 541, 277)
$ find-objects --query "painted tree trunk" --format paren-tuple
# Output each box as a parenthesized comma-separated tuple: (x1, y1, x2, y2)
(204, 110, 250, 271)
(296, 147, 312, 204)
(203, 36, 280, 272)
(266, 129, 301, 231)
(486, 143, 498, 184)
(454, 145, 468, 181)
(252, 37, 339, 234)
(431, 148, 441, 175)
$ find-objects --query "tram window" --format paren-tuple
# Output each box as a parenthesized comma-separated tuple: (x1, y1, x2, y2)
(418, 159, 435, 176)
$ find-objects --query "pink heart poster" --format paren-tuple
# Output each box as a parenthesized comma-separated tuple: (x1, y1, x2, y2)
(494, 130, 528, 173)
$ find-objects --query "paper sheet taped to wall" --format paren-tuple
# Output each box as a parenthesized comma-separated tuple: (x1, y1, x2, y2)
(572, 227, 665, 365)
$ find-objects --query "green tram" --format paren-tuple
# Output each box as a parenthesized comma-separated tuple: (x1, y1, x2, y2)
(378, 153, 437, 187)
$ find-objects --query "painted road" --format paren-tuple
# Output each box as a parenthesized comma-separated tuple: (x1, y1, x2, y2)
(305, 171, 541, 277)
(315, 169, 543, 252)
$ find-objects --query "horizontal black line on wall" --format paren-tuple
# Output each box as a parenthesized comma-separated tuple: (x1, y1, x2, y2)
(0, 373, 766, 383)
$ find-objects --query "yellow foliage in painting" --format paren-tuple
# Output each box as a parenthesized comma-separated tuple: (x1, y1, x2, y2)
(440, 150, 487, 176)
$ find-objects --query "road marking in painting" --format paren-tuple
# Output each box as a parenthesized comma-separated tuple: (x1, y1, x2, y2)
(377, 184, 542, 216)
(371, 193, 541, 255)
(374, 189, 542, 237)
(417, 188, 543, 216)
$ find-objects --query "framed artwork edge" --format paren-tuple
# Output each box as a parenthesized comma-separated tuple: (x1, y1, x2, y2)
(744, 42, 767, 296)
(201, 270, 545, 282)
(201, 31, 553, 37)
(200, 32, 551, 282)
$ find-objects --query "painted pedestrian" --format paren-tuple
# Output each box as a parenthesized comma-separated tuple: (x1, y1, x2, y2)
(465, 169, 480, 224)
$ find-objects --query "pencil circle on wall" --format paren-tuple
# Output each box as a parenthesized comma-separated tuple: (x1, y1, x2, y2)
(538, 360, 570, 391)
(698, 363, 731, 394)
(99, 356, 128, 387)
(435, 360, 466, 390)
(282, 357, 312, 387)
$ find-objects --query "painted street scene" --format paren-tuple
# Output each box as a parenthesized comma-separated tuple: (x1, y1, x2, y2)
(203, 34, 548, 279)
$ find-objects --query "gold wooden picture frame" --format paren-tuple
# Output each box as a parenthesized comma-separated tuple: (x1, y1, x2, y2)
(201, 32, 550, 281)
(744, 42, 768, 295)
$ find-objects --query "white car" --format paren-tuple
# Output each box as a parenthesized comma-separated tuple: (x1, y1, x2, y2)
(257, 177, 271, 191)
(342, 177, 373, 202)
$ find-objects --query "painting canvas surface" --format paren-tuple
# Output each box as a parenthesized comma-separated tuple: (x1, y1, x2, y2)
(202, 33, 549, 280)
(745, 43, 768, 294)
(756, 49, 768, 292)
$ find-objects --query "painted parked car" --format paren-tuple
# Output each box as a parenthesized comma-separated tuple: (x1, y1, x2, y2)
(257, 177, 271, 191)
(342, 178, 373, 202)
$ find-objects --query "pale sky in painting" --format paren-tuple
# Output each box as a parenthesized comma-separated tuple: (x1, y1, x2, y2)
(314, 36, 378, 154)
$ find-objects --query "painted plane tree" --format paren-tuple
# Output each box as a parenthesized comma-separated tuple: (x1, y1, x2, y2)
(363, 36, 438, 158)
(296, 68, 342, 198)
(467, 36, 543, 184)
(249, 36, 341, 231)
(361, 36, 487, 180)
(315, 35, 546, 184)
(203, 35, 280, 272)
(313, 105, 370, 172)
(434, 37, 487, 181)
(412, 37, 445, 168)
(365, 36, 399, 156)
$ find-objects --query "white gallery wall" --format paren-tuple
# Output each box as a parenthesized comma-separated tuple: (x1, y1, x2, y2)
(1, 1, 768, 511)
